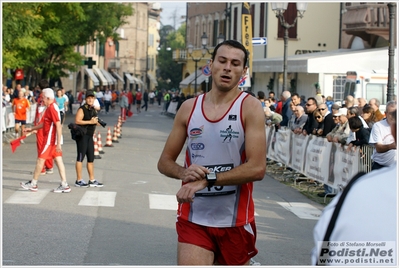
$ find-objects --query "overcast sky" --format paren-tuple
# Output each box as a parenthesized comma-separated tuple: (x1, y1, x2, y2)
(159, 2, 187, 29)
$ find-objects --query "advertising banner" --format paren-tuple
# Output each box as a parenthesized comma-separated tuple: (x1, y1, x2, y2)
(304, 135, 332, 184)
(291, 133, 310, 173)
(275, 127, 292, 165)
(331, 144, 360, 188)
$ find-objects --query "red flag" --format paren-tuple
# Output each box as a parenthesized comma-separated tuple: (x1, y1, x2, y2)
(10, 132, 32, 153)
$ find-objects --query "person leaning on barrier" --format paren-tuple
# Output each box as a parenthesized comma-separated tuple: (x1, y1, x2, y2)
(345, 106, 369, 145)
(368, 100, 397, 171)
(317, 103, 336, 137)
(311, 108, 397, 265)
(361, 105, 377, 129)
(326, 108, 350, 145)
(301, 97, 319, 136)
(368, 98, 385, 122)
(264, 106, 282, 128)
(292, 105, 308, 133)
(74, 90, 104, 188)
(347, 116, 370, 148)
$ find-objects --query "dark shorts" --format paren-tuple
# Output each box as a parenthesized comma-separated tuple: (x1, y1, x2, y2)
(136, 100, 142, 105)
(15, 119, 26, 125)
(76, 134, 95, 163)
(176, 218, 258, 265)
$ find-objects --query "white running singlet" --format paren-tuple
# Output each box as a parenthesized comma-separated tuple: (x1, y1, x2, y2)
(178, 92, 254, 227)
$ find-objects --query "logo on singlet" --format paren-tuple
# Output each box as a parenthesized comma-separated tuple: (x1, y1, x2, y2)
(220, 125, 240, 143)
(189, 126, 204, 139)
(191, 143, 205, 150)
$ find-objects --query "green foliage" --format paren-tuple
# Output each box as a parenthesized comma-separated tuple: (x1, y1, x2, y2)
(157, 23, 186, 90)
(2, 2, 133, 80)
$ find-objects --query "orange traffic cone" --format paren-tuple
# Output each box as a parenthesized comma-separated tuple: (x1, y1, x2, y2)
(112, 125, 119, 143)
(93, 134, 101, 159)
(116, 122, 121, 139)
(97, 131, 104, 154)
(104, 127, 113, 147)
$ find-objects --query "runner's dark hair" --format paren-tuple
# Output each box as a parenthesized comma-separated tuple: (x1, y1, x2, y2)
(212, 40, 248, 68)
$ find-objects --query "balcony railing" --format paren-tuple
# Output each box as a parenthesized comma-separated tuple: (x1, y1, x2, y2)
(172, 49, 188, 62)
(343, 4, 390, 40)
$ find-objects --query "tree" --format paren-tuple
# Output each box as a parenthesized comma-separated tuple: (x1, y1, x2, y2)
(2, 3, 133, 83)
(157, 23, 186, 91)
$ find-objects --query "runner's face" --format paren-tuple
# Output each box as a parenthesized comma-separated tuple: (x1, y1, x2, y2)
(209, 45, 247, 92)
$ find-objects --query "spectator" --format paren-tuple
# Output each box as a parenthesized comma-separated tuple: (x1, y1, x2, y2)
(345, 106, 369, 144)
(103, 88, 112, 114)
(274, 99, 282, 115)
(291, 105, 308, 133)
(157, 90, 163, 107)
(141, 89, 149, 112)
(347, 116, 370, 147)
(368, 98, 385, 121)
(317, 103, 336, 136)
(326, 108, 350, 145)
(149, 90, 155, 105)
(291, 93, 306, 108)
(55, 89, 67, 125)
(119, 90, 129, 122)
(325, 96, 334, 112)
(362, 105, 377, 129)
(264, 106, 282, 126)
(368, 100, 397, 170)
(287, 102, 297, 129)
(163, 90, 171, 113)
(344, 95, 355, 108)
(127, 90, 133, 115)
(77, 89, 84, 104)
(279, 90, 292, 127)
(312, 109, 325, 136)
(111, 89, 118, 110)
(357, 97, 368, 116)
(257, 91, 267, 108)
(3, 86, 11, 106)
(95, 87, 104, 110)
(301, 97, 319, 135)
(311, 108, 397, 265)
(265, 98, 276, 112)
(135, 89, 142, 113)
(66, 90, 74, 114)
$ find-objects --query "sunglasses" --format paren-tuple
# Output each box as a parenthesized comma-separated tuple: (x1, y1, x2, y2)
(306, 103, 313, 106)
(318, 108, 326, 111)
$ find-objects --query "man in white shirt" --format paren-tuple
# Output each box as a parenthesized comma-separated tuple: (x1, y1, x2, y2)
(368, 100, 397, 170)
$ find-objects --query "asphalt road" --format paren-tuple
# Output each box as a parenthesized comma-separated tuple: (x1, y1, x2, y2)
(2, 103, 325, 266)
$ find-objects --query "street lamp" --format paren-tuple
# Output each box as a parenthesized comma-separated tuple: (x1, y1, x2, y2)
(272, 2, 307, 92)
(187, 32, 225, 95)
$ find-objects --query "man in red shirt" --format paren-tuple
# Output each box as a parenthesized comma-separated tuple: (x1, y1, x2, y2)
(34, 80, 54, 175)
(21, 88, 71, 193)
(12, 88, 30, 139)
(135, 89, 142, 113)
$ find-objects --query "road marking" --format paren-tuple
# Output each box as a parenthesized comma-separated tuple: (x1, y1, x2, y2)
(149, 194, 177, 210)
(78, 191, 117, 207)
(5, 189, 51, 204)
(276, 202, 321, 220)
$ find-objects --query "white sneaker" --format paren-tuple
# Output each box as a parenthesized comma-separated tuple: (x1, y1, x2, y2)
(53, 184, 71, 193)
